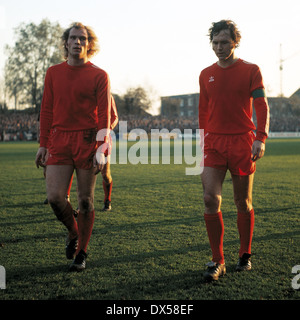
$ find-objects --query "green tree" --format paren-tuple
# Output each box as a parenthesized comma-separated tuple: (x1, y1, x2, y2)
(123, 86, 152, 115)
(4, 19, 63, 111)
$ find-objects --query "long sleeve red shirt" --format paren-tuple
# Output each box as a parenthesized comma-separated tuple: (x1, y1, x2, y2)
(39, 61, 111, 148)
(198, 59, 269, 143)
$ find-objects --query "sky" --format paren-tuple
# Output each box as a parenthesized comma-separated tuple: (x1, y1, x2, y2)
(1, 0, 300, 114)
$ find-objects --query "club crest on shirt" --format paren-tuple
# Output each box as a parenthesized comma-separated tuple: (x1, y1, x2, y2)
(209, 76, 215, 83)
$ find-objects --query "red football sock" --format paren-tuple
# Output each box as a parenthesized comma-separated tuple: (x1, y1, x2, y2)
(54, 201, 78, 239)
(103, 180, 113, 201)
(204, 211, 225, 264)
(67, 174, 73, 197)
(237, 209, 255, 257)
(77, 210, 95, 254)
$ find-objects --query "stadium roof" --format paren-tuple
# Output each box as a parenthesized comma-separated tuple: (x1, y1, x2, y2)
(291, 88, 300, 99)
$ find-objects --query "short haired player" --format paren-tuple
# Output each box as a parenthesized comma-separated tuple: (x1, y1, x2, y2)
(199, 20, 270, 281)
(35, 22, 113, 271)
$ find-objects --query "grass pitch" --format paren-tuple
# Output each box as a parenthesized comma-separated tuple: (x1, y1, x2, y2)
(0, 139, 299, 300)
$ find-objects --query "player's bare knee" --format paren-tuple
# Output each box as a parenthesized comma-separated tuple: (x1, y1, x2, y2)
(234, 197, 252, 213)
(78, 197, 94, 214)
(48, 195, 65, 211)
(102, 174, 112, 184)
(101, 169, 112, 184)
(48, 197, 67, 220)
(203, 193, 222, 210)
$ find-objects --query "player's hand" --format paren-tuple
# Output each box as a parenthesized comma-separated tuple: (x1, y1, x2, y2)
(251, 140, 265, 162)
(35, 147, 48, 168)
(93, 152, 107, 175)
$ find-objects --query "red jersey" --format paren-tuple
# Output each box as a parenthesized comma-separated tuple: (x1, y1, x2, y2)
(198, 59, 269, 142)
(39, 61, 111, 148)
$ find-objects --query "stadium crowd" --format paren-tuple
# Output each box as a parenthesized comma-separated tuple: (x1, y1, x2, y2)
(0, 112, 39, 141)
(116, 114, 199, 132)
(0, 111, 299, 141)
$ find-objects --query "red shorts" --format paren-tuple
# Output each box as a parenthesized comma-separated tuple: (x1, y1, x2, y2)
(203, 131, 256, 176)
(46, 128, 98, 169)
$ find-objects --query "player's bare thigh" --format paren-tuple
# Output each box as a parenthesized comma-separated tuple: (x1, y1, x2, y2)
(101, 155, 112, 184)
(201, 167, 227, 214)
(231, 173, 254, 213)
(76, 167, 98, 214)
(46, 165, 74, 210)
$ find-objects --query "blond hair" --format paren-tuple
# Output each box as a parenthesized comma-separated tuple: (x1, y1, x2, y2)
(61, 22, 100, 59)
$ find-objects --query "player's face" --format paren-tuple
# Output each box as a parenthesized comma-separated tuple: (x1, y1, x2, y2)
(212, 29, 236, 62)
(66, 28, 90, 60)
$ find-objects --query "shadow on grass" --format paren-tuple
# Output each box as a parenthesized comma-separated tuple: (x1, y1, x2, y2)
(1, 212, 56, 231)
(4, 258, 207, 300)
(3, 227, 299, 299)
(0, 202, 47, 209)
(255, 205, 300, 214)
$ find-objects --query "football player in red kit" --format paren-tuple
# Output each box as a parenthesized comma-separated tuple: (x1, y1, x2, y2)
(101, 94, 118, 211)
(35, 22, 113, 271)
(198, 20, 269, 281)
(62, 95, 118, 212)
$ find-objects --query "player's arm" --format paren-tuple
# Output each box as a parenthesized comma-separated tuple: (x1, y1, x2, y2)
(198, 73, 209, 134)
(94, 72, 111, 174)
(252, 88, 270, 143)
(35, 147, 48, 168)
(36, 69, 53, 168)
(39, 69, 54, 148)
(251, 88, 270, 161)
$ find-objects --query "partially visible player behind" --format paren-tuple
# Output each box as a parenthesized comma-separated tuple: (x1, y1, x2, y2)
(35, 22, 112, 271)
(101, 94, 118, 211)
